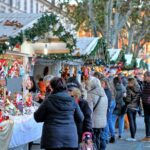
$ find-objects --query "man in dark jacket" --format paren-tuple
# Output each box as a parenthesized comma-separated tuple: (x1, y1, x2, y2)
(142, 71, 150, 142)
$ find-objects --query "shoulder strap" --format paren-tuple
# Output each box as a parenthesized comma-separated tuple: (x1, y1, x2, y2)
(93, 96, 101, 111)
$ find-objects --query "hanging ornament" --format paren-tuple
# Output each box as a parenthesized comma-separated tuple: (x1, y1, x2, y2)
(15, 43, 20, 49)
(91, 67, 95, 71)
(78, 70, 82, 74)
(0, 109, 3, 123)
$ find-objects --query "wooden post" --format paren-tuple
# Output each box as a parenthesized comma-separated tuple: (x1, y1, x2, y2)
(53, 61, 61, 77)
(77, 65, 81, 83)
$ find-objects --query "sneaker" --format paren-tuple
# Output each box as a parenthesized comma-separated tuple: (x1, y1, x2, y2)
(126, 138, 136, 142)
(141, 137, 150, 142)
(109, 137, 115, 143)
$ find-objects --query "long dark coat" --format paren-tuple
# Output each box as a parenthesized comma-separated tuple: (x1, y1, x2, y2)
(34, 91, 84, 149)
(76, 99, 92, 142)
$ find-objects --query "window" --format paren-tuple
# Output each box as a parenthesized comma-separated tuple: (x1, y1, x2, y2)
(0, 6, 6, 13)
(30, 0, 33, 13)
(24, 0, 27, 12)
(9, 0, 13, 7)
(15, 0, 20, 9)
(36, 1, 39, 13)
(0, 0, 5, 3)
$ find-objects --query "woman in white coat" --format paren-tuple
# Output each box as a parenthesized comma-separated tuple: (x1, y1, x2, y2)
(85, 76, 108, 150)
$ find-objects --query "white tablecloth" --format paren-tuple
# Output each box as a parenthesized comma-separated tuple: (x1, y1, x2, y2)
(9, 114, 43, 148)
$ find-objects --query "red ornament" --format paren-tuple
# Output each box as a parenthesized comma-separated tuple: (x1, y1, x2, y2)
(0, 110, 3, 123)
(0, 126, 3, 131)
(15, 43, 20, 49)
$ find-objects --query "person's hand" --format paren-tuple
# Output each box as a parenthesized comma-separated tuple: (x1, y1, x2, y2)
(123, 93, 127, 97)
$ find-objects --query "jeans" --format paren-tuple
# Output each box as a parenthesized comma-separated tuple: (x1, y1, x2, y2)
(113, 114, 125, 136)
(93, 128, 106, 150)
(143, 104, 150, 137)
(108, 100, 116, 137)
(127, 109, 137, 138)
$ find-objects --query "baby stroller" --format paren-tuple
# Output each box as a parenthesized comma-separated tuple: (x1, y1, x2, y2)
(79, 132, 97, 150)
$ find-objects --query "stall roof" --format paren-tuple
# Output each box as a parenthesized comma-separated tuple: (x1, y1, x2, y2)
(0, 13, 42, 38)
(74, 37, 99, 56)
(0, 13, 100, 57)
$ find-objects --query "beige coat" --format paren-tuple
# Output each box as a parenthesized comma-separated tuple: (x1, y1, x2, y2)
(86, 76, 108, 129)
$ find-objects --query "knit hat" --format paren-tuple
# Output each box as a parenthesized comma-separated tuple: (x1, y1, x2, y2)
(67, 82, 79, 89)
(82, 132, 92, 141)
(66, 77, 81, 90)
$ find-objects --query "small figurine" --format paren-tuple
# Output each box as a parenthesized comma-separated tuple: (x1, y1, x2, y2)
(0, 109, 3, 123)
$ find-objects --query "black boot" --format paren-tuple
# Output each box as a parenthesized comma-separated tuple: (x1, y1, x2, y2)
(109, 137, 115, 143)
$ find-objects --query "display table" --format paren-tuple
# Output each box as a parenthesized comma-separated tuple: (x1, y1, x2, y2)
(9, 113, 43, 149)
(0, 109, 43, 150)
(0, 120, 14, 150)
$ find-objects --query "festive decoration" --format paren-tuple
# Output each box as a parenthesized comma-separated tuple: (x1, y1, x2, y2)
(139, 59, 148, 70)
(0, 55, 24, 78)
(4, 20, 23, 28)
(0, 109, 3, 123)
(25, 93, 32, 107)
(0, 13, 76, 54)
(84, 38, 108, 65)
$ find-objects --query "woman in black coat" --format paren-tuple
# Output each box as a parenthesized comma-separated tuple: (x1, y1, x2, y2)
(34, 77, 84, 150)
(68, 87, 92, 142)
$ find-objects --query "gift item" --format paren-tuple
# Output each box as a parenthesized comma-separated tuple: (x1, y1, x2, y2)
(0, 126, 3, 131)
(0, 109, 3, 123)
(0, 55, 24, 78)
(25, 93, 32, 107)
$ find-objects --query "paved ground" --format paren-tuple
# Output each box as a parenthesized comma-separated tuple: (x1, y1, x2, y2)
(31, 116, 150, 150)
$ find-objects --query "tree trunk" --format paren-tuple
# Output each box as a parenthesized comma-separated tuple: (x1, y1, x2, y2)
(128, 27, 134, 53)
(88, 0, 97, 37)
(104, 1, 109, 44)
(105, 0, 113, 47)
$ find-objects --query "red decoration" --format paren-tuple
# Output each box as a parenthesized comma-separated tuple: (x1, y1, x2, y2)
(26, 94, 32, 107)
(15, 43, 20, 49)
(0, 126, 3, 131)
(0, 110, 3, 123)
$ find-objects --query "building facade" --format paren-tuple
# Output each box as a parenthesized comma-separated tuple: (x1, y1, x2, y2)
(0, 0, 52, 13)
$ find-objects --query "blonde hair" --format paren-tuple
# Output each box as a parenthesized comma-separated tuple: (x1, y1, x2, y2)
(71, 87, 82, 99)
(100, 78, 111, 89)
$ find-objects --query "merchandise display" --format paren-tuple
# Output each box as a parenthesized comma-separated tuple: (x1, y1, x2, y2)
(0, 53, 42, 150)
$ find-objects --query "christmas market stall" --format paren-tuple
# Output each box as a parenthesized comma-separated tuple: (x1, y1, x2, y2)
(0, 13, 44, 150)
(0, 52, 43, 150)
(107, 48, 149, 76)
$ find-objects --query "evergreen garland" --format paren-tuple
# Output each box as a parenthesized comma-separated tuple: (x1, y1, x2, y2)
(0, 13, 76, 54)
(84, 37, 108, 65)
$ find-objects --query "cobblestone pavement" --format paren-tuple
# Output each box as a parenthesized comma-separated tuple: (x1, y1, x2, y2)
(31, 116, 150, 150)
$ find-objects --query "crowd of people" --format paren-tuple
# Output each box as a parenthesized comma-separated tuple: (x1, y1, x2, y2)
(31, 69, 150, 150)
